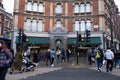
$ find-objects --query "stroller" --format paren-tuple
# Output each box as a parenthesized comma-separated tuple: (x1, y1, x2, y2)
(22, 56, 36, 72)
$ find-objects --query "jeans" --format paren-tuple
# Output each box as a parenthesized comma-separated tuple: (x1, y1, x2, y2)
(0, 67, 8, 80)
(96, 58, 103, 70)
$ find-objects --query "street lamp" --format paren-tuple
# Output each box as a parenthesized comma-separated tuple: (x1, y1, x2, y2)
(109, 5, 119, 50)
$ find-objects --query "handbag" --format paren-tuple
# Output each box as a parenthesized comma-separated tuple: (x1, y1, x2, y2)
(103, 60, 107, 65)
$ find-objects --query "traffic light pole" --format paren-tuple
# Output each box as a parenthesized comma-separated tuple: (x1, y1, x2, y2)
(76, 31, 79, 64)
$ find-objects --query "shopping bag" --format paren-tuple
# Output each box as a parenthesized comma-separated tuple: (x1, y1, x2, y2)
(103, 60, 107, 65)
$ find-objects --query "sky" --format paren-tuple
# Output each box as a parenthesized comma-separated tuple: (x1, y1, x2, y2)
(2, 0, 120, 14)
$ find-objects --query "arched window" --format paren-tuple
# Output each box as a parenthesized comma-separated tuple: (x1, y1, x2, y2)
(26, 2, 32, 11)
(26, 19, 31, 31)
(74, 3, 79, 13)
(80, 3, 85, 13)
(55, 3, 62, 14)
(32, 19, 37, 31)
(86, 20, 91, 30)
(56, 20, 62, 27)
(86, 3, 91, 12)
(75, 20, 80, 31)
(33, 2, 38, 12)
(38, 20, 43, 32)
(80, 20, 85, 31)
(39, 3, 44, 12)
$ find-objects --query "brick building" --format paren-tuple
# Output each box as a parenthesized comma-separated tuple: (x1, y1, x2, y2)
(13, 0, 120, 53)
(0, 1, 13, 48)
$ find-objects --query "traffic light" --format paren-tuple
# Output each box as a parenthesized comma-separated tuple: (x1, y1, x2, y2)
(86, 29, 91, 42)
(18, 29, 23, 43)
(78, 34, 81, 42)
(78, 34, 85, 42)
(22, 33, 29, 42)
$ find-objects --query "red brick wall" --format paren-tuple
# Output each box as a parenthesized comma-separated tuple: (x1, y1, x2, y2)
(68, 2, 73, 31)
(44, 2, 50, 31)
(1, 14, 4, 35)
(92, 0, 99, 31)
(18, 0, 25, 29)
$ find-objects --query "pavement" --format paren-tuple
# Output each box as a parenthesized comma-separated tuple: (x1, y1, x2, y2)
(6, 58, 120, 80)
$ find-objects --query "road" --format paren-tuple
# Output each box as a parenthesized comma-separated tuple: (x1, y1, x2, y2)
(19, 68, 120, 80)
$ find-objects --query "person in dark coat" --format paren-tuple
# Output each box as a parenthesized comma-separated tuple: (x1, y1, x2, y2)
(45, 49, 51, 66)
(0, 40, 13, 80)
(66, 49, 71, 62)
(33, 50, 39, 66)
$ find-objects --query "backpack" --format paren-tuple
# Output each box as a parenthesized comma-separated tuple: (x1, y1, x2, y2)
(95, 50, 101, 58)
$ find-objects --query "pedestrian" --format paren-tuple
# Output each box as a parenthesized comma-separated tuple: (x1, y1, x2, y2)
(61, 48, 65, 62)
(104, 47, 114, 72)
(56, 48, 61, 61)
(9, 49, 14, 74)
(25, 47, 31, 59)
(95, 46, 104, 72)
(86, 48, 93, 65)
(45, 49, 51, 66)
(50, 48, 55, 67)
(66, 49, 71, 62)
(0, 40, 13, 80)
(33, 50, 39, 66)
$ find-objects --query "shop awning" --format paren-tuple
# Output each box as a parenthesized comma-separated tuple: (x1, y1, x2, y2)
(16, 36, 49, 44)
(68, 37, 101, 45)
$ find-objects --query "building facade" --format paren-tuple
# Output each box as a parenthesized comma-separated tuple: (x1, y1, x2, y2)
(13, 0, 119, 53)
(0, 1, 13, 48)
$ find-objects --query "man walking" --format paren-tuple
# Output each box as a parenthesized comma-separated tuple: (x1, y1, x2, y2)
(50, 49, 55, 67)
(104, 47, 114, 72)
(95, 46, 104, 72)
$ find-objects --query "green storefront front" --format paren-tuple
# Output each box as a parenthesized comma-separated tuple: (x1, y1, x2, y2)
(16, 36, 50, 53)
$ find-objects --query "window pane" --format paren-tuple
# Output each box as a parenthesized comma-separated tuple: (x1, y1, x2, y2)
(38, 20, 43, 32)
(26, 19, 31, 31)
(56, 4, 62, 14)
(39, 3, 43, 12)
(86, 3, 91, 12)
(33, 3, 37, 12)
(86, 20, 91, 30)
(32, 20, 37, 31)
(56, 20, 62, 27)
(80, 3, 85, 13)
(27, 2, 32, 11)
(75, 21, 80, 31)
(74, 4, 79, 13)
(80, 20, 85, 31)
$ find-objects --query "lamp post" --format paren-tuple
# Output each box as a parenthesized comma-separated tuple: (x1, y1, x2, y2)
(109, 5, 119, 50)
(110, 12, 114, 49)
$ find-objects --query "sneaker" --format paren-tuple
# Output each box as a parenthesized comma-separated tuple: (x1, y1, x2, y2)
(98, 68, 101, 72)
(51, 64, 54, 67)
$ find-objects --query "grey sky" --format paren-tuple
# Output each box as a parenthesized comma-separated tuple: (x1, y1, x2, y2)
(2, 0, 120, 14)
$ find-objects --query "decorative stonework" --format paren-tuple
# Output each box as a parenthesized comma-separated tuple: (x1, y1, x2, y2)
(50, 27, 67, 35)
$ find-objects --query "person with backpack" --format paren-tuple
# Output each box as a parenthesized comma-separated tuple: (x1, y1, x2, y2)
(0, 40, 13, 80)
(95, 46, 104, 72)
